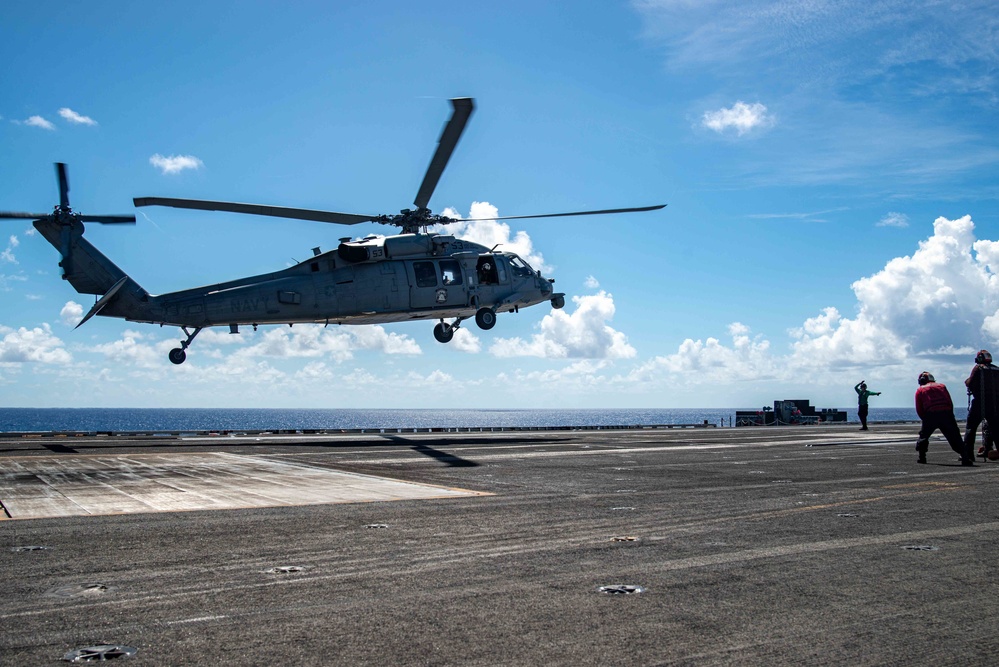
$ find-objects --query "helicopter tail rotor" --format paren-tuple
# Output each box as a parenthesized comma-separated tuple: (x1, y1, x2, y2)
(0, 163, 136, 279)
(0, 163, 136, 225)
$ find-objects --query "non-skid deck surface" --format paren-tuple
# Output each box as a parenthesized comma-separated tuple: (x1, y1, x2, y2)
(0, 452, 486, 519)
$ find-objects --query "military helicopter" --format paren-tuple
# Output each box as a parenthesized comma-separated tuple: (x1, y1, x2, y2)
(2, 99, 664, 365)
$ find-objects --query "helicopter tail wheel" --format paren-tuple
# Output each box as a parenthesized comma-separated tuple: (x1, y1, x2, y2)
(475, 307, 496, 331)
(433, 322, 454, 343)
(168, 348, 187, 365)
(551, 294, 565, 309)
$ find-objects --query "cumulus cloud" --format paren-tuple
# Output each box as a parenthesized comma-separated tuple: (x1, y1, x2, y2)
(21, 115, 55, 130)
(1, 236, 19, 264)
(702, 101, 775, 136)
(91, 329, 170, 369)
(636, 214, 999, 391)
(584, 275, 600, 289)
(149, 154, 204, 175)
(451, 328, 482, 353)
(349, 325, 422, 355)
(851, 216, 997, 354)
(0, 324, 71, 363)
(58, 108, 97, 126)
(230, 324, 420, 363)
(633, 322, 775, 383)
(437, 202, 549, 273)
(877, 212, 909, 228)
(490, 291, 635, 359)
(60, 301, 84, 327)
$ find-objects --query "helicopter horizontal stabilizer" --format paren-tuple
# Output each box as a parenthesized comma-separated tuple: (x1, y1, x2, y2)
(75, 276, 129, 329)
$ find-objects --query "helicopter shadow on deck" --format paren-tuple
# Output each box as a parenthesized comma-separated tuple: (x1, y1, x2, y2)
(378, 434, 478, 467)
(2, 434, 571, 465)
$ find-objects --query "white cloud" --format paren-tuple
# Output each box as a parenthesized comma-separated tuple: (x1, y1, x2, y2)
(149, 154, 204, 175)
(90, 329, 171, 369)
(490, 291, 635, 359)
(634, 322, 775, 383)
(22, 115, 55, 130)
(0, 273, 28, 292)
(437, 202, 550, 273)
(60, 301, 84, 327)
(230, 324, 420, 362)
(236, 326, 355, 362)
(1, 236, 19, 263)
(702, 101, 775, 136)
(635, 1, 998, 87)
(877, 212, 909, 228)
(632, 215, 999, 394)
(584, 275, 600, 289)
(0, 324, 71, 363)
(451, 327, 481, 353)
(58, 108, 97, 126)
(349, 325, 422, 355)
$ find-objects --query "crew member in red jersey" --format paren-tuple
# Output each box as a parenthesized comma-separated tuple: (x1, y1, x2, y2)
(915, 372, 973, 466)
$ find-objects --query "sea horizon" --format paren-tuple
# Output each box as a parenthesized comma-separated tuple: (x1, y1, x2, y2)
(0, 406, 938, 433)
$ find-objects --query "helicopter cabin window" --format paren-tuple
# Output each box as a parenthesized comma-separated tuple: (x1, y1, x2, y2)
(414, 261, 437, 288)
(509, 255, 535, 277)
(439, 260, 463, 286)
(477, 256, 499, 284)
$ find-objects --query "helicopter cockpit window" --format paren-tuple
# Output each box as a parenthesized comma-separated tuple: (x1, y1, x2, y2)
(414, 261, 437, 288)
(509, 255, 535, 278)
(439, 260, 463, 286)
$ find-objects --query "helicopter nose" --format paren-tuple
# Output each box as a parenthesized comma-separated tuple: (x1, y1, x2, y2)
(540, 277, 553, 296)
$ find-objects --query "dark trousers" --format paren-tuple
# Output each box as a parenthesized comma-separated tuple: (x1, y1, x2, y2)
(918, 411, 967, 459)
(858, 404, 869, 429)
(963, 398, 997, 452)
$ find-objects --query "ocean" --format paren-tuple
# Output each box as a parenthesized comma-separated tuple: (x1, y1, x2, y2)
(0, 407, 937, 433)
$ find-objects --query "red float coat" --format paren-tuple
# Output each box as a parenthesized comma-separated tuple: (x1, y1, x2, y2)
(914, 382, 954, 420)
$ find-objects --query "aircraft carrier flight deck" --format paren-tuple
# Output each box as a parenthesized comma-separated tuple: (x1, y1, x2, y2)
(2, 423, 998, 665)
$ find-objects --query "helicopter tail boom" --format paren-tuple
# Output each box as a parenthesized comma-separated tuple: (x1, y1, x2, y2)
(33, 217, 151, 321)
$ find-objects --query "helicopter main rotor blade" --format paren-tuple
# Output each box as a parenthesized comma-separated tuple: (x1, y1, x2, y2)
(79, 215, 137, 224)
(0, 212, 50, 220)
(414, 98, 475, 211)
(57, 162, 70, 209)
(133, 197, 377, 225)
(453, 203, 667, 223)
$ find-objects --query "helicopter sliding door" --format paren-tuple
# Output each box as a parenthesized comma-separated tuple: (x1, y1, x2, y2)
(407, 259, 468, 310)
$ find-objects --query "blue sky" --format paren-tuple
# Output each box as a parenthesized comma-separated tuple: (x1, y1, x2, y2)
(1, 0, 997, 409)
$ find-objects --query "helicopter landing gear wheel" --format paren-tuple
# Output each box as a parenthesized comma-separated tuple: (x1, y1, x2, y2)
(433, 322, 454, 343)
(168, 326, 202, 365)
(475, 307, 496, 330)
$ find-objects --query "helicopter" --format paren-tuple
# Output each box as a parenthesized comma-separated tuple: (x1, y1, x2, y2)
(2, 98, 665, 365)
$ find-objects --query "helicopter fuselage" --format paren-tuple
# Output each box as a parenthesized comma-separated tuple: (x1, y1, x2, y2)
(122, 232, 563, 331)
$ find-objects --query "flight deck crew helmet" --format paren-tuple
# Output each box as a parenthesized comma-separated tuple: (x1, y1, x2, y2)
(918, 371, 935, 385)
(976, 350, 993, 365)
